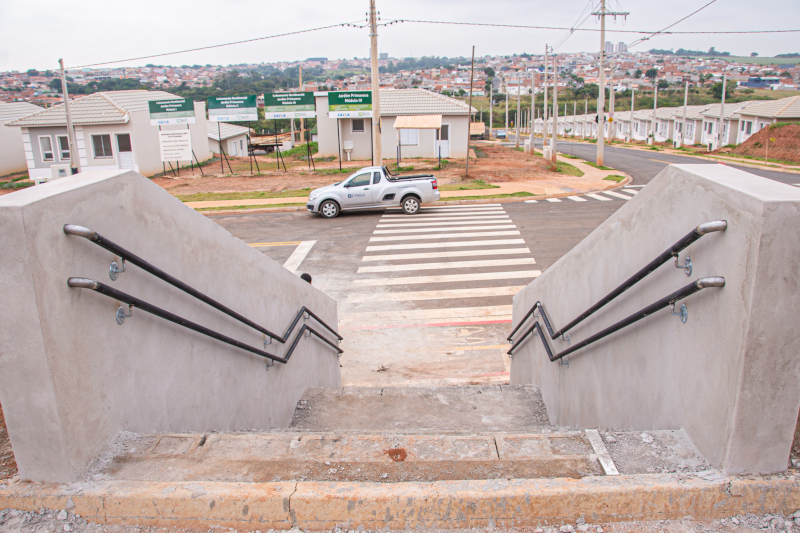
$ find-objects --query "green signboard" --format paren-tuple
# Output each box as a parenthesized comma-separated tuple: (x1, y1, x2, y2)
(208, 95, 258, 122)
(148, 99, 195, 126)
(263, 92, 316, 119)
(327, 91, 373, 118)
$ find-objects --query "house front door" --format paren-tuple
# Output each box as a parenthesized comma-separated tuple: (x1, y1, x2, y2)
(435, 124, 450, 158)
(116, 134, 134, 169)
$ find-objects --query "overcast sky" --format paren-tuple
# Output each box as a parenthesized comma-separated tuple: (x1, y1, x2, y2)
(1, 0, 797, 72)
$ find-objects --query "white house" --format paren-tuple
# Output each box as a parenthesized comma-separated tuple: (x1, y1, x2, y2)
(9, 90, 211, 181)
(207, 122, 250, 157)
(699, 102, 754, 149)
(734, 96, 800, 144)
(0, 101, 41, 175)
(316, 89, 475, 161)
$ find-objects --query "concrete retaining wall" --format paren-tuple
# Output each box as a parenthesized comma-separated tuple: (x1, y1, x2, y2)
(511, 164, 800, 474)
(0, 170, 341, 482)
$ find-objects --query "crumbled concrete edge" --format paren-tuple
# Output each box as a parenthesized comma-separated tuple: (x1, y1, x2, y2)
(2, 473, 800, 530)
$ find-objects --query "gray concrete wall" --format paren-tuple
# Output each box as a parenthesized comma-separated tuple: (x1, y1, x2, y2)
(0, 122, 33, 175)
(510, 164, 800, 474)
(0, 169, 341, 482)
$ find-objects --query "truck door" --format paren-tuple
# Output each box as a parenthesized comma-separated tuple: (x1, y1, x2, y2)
(341, 171, 374, 208)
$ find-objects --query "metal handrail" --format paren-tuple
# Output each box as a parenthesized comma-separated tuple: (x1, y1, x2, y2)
(507, 277, 725, 360)
(67, 278, 342, 363)
(63, 224, 342, 345)
(507, 221, 727, 343)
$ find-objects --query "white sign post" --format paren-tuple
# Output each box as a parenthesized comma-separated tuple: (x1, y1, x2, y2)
(159, 130, 193, 162)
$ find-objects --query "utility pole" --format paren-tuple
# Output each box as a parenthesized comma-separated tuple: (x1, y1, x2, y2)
(551, 56, 558, 163)
(584, 99, 588, 138)
(504, 76, 509, 136)
(465, 46, 475, 177)
(368, 0, 382, 166)
(629, 88, 635, 142)
(59, 58, 79, 174)
(680, 81, 689, 147)
(543, 45, 549, 144)
(651, 86, 658, 144)
(717, 74, 727, 149)
(592, 0, 628, 165)
(298, 65, 303, 145)
(573, 100, 577, 137)
(489, 81, 493, 138)
(515, 73, 521, 148)
(608, 62, 616, 142)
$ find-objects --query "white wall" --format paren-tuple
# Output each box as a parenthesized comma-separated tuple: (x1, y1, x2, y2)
(0, 122, 29, 175)
(0, 169, 341, 482)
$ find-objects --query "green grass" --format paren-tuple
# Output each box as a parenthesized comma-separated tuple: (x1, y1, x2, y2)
(196, 202, 306, 212)
(442, 192, 535, 200)
(583, 161, 615, 170)
(315, 168, 355, 175)
(470, 146, 487, 158)
(0, 174, 33, 190)
(279, 142, 318, 158)
(560, 154, 582, 159)
(604, 175, 626, 182)
(439, 180, 500, 191)
(177, 189, 311, 202)
(394, 165, 415, 172)
(553, 161, 585, 177)
(647, 146, 663, 151)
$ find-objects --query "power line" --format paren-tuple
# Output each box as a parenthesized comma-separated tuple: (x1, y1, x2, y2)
(389, 18, 800, 35)
(625, 0, 718, 50)
(68, 23, 354, 69)
(553, 0, 596, 51)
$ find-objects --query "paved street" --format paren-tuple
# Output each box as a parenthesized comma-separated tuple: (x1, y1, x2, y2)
(214, 190, 634, 386)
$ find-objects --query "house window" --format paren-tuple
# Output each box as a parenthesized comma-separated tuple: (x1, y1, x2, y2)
(745, 121, 752, 135)
(351, 119, 365, 133)
(92, 135, 113, 158)
(57, 136, 70, 161)
(39, 136, 54, 161)
(400, 129, 419, 146)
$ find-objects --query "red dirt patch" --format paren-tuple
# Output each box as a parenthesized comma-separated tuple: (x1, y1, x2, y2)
(0, 401, 17, 480)
(729, 123, 800, 163)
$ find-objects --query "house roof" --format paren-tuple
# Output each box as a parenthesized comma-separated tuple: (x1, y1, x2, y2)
(8, 90, 184, 127)
(699, 101, 755, 120)
(0, 101, 42, 125)
(207, 121, 250, 141)
(378, 89, 476, 116)
(736, 96, 800, 119)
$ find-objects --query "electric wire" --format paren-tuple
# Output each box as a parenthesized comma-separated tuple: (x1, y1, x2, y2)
(552, 0, 596, 51)
(625, 0, 718, 50)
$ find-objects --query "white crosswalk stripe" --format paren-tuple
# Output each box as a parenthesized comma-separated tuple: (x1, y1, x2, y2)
(381, 210, 504, 218)
(353, 270, 541, 287)
(602, 190, 633, 200)
(567, 196, 587, 202)
(362, 248, 530, 261)
(358, 257, 537, 273)
(623, 189, 638, 194)
(365, 239, 527, 252)
(378, 215, 510, 224)
(546, 198, 562, 202)
(373, 224, 518, 234)
(376, 219, 511, 229)
(369, 230, 521, 242)
(348, 286, 525, 303)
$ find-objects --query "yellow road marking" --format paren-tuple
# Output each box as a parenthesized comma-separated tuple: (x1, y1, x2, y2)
(248, 241, 301, 247)
(649, 159, 675, 164)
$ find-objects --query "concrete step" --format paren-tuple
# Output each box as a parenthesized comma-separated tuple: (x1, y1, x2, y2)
(290, 385, 551, 431)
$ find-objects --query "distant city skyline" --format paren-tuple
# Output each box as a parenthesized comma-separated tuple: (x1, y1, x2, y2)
(0, 0, 798, 72)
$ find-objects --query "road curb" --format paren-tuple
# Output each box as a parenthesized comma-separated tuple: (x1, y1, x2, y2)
(200, 176, 633, 216)
(1, 473, 799, 529)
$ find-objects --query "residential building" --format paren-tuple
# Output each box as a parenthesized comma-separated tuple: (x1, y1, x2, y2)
(316, 89, 475, 161)
(8, 90, 210, 182)
(0, 101, 41, 175)
(207, 122, 250, 157)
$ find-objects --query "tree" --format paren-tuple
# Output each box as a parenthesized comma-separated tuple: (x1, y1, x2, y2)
(658, 79, 669, 90)
(645, 68, 658, 81)
(711, 81, 735, 100)
(484, 67, 495, 78)
(751, 52, 759, 58)
(48, 79, 62, 92)
(634, 69, 643, 79)
(781, 71, 793, 78)
(26, 69, 39, 76)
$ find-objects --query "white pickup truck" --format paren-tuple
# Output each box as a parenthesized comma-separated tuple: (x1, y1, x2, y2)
(306, 166, 440, 218)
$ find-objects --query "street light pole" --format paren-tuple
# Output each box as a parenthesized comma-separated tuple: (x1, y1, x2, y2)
(368, 0, 382, 166)
(59, 58, 79, 174)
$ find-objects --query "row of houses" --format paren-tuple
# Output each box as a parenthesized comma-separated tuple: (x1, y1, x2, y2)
(532, 96, 800, 148)
(0, 88, 474, 180)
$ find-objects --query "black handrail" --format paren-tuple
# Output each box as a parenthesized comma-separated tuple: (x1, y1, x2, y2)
(63, 224, 342, 344)
(67, 278, 342, 363)
(507, 277, 725, 360)
(507, 221, 727, 343)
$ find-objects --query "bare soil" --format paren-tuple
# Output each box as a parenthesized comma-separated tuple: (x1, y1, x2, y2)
(0, 403, 17, 481)
(153, 143, 563, 197)
(728, 124, 800, 163)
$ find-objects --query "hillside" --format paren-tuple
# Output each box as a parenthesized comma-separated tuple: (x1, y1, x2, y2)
(730, 123, 800, 163)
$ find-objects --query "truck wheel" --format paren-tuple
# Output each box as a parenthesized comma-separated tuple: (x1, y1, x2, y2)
(319, 200, 340, 218)
(402, 196, 420, 215)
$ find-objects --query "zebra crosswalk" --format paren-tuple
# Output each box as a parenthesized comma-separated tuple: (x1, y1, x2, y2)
(339, 203, 540, 384)
(525, 187, 639, 204)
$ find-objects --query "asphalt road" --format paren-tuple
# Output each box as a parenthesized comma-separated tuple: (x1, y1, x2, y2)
(505, 135, 799, 186)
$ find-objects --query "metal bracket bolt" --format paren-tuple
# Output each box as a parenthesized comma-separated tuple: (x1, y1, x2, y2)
(671, 302, 688, 324)
(264, 336, 272, 349)
(115, 304, 133, 325)
(109, 259, 126, 281)
(265, 359, 275, 371)
(561, 334, 571, 345)
(560, 357, 569, 367)
(673, 254, 692, 276)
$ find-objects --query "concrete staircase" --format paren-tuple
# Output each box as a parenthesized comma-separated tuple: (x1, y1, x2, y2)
(86, 386, 709, 484)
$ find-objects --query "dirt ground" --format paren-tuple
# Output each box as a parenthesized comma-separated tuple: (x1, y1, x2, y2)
(728, 124, 800, 163)
(154, 143, 567, 197)
(1, 510, 799, 533)
(0, 403, 16, 481)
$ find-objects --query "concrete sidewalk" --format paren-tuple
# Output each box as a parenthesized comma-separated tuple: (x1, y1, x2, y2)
(183, 159, 626, 210)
